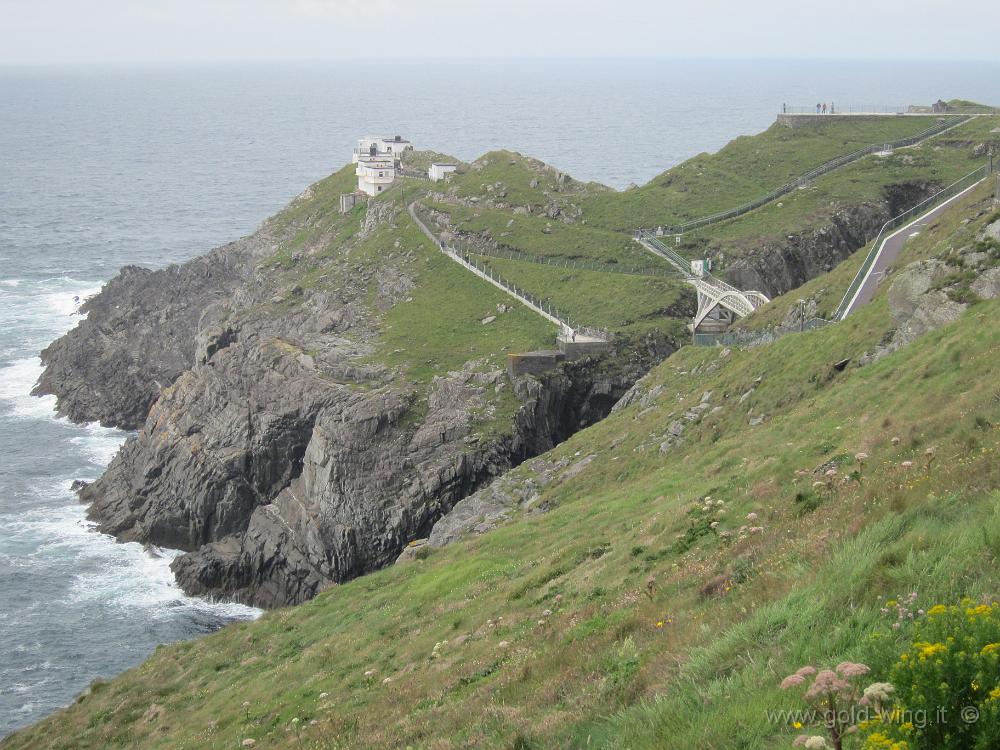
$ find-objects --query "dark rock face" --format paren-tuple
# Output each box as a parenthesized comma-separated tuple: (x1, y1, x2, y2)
(41, 194, 674, 609)
(723, 181, 940, 298)
(34, 238, 265, 429)
(166, 345, 661, 608)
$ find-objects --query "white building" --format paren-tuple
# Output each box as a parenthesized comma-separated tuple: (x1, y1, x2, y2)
(356, 154, 396, 196)
(428, 163, 457, 181)
(351, 134, 413, 195)
(352, 135, 413, 164)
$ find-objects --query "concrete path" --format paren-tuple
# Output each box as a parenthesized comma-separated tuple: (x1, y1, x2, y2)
(840, 181, 986, 317)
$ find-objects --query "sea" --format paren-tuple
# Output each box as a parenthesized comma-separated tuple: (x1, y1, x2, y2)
(1, 58, 999, 737)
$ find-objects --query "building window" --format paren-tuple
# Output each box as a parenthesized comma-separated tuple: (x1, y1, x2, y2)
(378, 186, 383, 192)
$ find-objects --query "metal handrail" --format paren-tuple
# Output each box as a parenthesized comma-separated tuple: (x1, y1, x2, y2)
(692, 160, 993, 346)
(453, 242, 674, 279)
(692, 317, 830, 347)
(833, 162, 991, 320)
(410, 203, 612, 340)
(645, 116, 971, 236)
(781, 105, 908, 115)
(634, 231, 695, 276)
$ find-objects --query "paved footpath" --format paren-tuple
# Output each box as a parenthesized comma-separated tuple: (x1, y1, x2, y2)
(841, 182, 986, 317)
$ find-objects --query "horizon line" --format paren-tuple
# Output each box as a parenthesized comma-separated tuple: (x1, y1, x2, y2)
(2, 55, 1000, 69)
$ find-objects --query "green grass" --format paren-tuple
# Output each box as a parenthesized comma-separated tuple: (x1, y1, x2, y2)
(740, 180, 998, 328)
(579, 116, 955, 231)
(421, 200, 650, 266)
(701, 136, 984, 246)
(426, 116, 996, 309)
(371, 220, 554, 384)
(449, 150, 608, 212)
(468, 253, 692, 339)
(8, 157, 1000, 750)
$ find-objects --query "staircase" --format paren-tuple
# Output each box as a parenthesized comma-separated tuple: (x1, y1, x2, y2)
(634, 231, 769, 330)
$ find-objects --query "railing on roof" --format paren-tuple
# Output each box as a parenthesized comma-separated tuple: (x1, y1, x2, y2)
(781, 104, 908, 115)
(642, 115, 971, 237)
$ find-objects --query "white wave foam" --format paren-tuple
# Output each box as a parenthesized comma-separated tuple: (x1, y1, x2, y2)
(1, 273, 260, 670)
(70, 422, 126, 467)
(6, 498, 260, 623)
(0, 358, 54, 420)
(38, 281, 101, 320)
(69, 538, 260, 621)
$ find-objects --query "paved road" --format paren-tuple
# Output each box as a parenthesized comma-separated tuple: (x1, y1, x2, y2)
(841, 182, 985, 317)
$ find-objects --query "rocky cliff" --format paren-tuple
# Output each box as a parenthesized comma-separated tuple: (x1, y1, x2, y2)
(722, 181, 940, 297)
(33, 240, 264, 429)
(39, 168, 675, 608)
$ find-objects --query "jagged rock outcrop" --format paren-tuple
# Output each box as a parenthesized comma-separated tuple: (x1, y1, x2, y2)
(723, 181, 939, 297)
(861, 215, 1000, 365)
(37, 178, 675, 608)
(33, 241, 264, 429)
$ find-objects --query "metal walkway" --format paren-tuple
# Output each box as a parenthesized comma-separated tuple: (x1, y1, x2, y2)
(635, 231, 769, 329)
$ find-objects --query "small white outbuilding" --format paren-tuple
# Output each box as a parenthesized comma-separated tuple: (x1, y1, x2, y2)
(428, 163, 457, 181)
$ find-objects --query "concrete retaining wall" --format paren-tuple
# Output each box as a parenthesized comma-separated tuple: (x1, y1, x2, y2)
(557, 339, 614, 361)
(507, 351, 565, 379)
(777, 114, 910, 128)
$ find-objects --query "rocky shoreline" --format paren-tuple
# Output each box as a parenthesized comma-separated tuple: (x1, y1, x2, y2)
(38, 186, 674, 608)
(36, 158, 952, 609)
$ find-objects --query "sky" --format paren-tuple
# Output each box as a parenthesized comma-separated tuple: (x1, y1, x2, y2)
(1, 0, 998, 65)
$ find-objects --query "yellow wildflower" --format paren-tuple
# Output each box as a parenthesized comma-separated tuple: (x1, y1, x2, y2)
(990, 687, 1000, 701)
(916, 642, 947, 659)
(927, 605, 947, 616)
(792, 721, 803, 729)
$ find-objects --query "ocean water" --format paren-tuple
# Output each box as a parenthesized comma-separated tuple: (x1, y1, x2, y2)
(2, 58, 1000, 737)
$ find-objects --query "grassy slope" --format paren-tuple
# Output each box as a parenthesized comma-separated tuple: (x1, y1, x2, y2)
(467, 254, 692, 339)
(7, 159, 999, 750)
(684, 115, 995, 254)
(740, 179, 998, 327)
(421, 202, 651, 266)
(423, 116, 996, 322)
(579, 116, 956, 231)
(372, 223, 554, 384)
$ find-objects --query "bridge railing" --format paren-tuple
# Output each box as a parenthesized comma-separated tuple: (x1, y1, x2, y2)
(644, 116, 970, 236)
(634, 231, 695, 275)
(833, 162, 992, 320)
